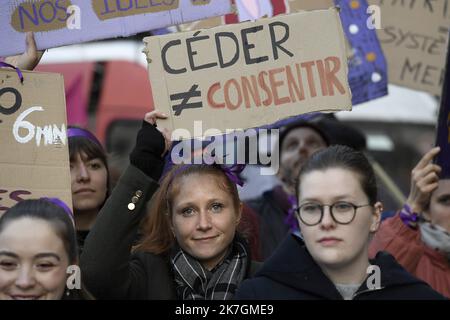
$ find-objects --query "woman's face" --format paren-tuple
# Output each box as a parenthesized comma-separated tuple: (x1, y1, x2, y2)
(0, 218, 70, 300)
(297, 168, 382, 270)
(425, 179, 450, 233)
(171, 173, 242, 270)
(70, 151, 108, 212)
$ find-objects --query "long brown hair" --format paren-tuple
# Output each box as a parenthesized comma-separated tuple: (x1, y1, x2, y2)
(134, 164, 241, 255)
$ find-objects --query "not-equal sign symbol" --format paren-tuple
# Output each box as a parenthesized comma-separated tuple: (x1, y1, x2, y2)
(170, 84, 203, 116)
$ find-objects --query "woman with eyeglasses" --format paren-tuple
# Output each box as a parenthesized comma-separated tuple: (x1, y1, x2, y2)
(235, 145, 445, 299)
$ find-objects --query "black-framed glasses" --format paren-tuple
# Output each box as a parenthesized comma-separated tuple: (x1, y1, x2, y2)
(295, 201, 372, 226)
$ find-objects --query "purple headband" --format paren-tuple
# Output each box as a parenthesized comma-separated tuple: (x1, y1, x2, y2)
(221, 164, 246, 187)
(67, 127, 102, 147)
(0, 62, 24, 83)
(167, 161, 246, 188)
(41, 197, 74, 220)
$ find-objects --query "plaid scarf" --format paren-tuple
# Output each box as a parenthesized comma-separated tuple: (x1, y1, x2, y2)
(170, 235, 249, 300)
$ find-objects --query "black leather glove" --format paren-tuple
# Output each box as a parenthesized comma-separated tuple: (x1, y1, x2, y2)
(129, 120, 166, 181)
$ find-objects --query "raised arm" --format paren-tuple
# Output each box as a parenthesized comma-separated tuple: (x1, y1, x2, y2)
(402, 147, 441, 227)
(80, 111, 171, 299)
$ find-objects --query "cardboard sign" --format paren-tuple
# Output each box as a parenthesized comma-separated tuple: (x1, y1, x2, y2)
(180, 0, 387, 106)
(0, 68, 72, 214)
(0, 0, 232, 57)
(435, 34, 450, 179)
(145, 8, 352, 139)
(368, 0, 450, 95)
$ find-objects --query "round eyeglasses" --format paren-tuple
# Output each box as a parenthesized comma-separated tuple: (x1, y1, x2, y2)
(295, 201, 372, 226)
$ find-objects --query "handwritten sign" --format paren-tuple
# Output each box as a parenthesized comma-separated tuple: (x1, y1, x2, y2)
(435, 33, 450, 179)
(179, 0, 388, 106)
(145, 8, 352, 139)
(0, 69, 72, 214)
(0, 0, 231, 57)
(369, 0, 450, 95)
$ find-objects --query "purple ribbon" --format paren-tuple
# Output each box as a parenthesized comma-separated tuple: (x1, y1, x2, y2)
(168, 163, 246, 188)
(285, 194, 300, 233)
(67, 127, 102, 147)
(0, 61, 24, 83)
(221, 164, 245, 187)
(399, 203, 419, 228)
(41, 197, 74, 220)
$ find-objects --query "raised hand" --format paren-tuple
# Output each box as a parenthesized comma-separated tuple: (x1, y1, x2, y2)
(143, 110, 171, 157)
(4, 33, 44, 71)
(406, 147, 441, 214)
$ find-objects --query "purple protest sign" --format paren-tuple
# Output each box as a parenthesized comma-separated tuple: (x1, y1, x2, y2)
(0, 0, 232, 57)
(435, 34, 450, 179)
(336, 0, 388, 105)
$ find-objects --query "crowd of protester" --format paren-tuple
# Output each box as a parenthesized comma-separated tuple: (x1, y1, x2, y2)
(0, 33, 448, 300)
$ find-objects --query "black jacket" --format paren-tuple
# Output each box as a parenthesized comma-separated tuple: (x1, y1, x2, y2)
(235, 234, 446, 300)
(80, 165, 260, 300)
(246, 187, 290, 260)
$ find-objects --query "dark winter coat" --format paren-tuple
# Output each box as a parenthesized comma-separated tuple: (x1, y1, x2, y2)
(235, 234, 446, 300)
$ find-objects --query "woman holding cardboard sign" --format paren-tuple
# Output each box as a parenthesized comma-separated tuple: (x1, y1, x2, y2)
(80, 111, 260, 299)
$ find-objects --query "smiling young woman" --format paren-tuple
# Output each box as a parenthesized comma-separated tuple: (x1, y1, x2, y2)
(80, 111, 261, 300)
(0, 199, 91, 300)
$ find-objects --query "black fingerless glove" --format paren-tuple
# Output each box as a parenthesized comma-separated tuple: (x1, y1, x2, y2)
(129, 120, 166, 181)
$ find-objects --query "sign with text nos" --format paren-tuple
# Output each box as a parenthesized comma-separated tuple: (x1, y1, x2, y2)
(368, 0, 450, 95)
(145, 8, 352, 139)
(0, 0, 232, 57)
(0, 69, 72, 214)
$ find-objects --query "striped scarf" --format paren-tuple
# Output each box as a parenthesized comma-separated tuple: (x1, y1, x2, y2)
(170, 235, 249, 300)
